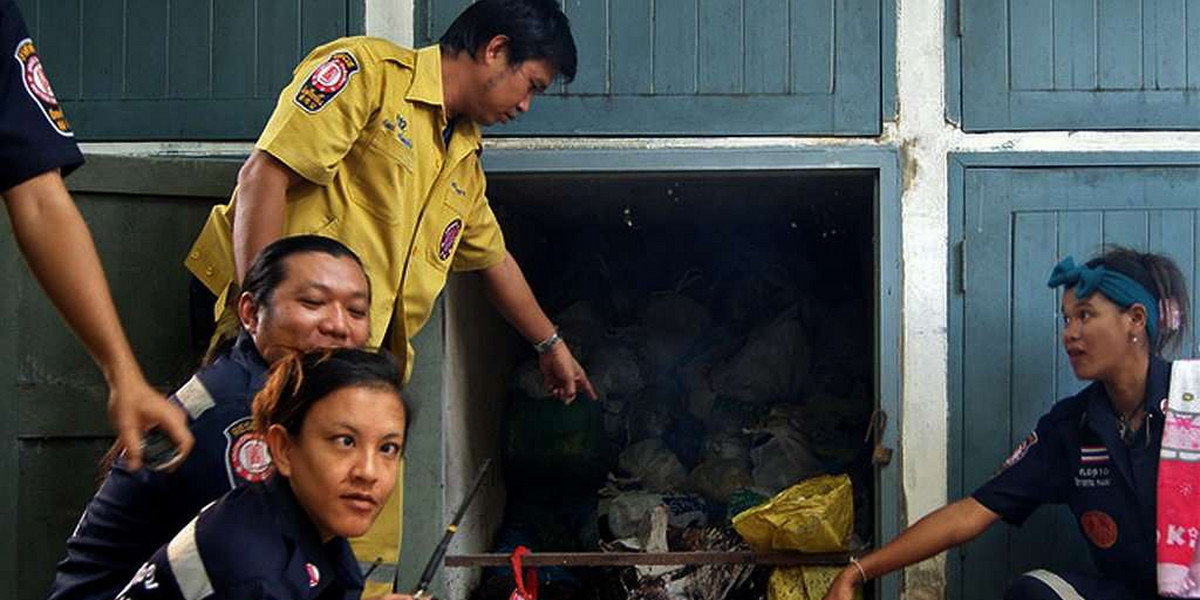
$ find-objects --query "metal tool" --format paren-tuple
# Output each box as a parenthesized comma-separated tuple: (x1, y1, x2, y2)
(402, 458, 493, 598)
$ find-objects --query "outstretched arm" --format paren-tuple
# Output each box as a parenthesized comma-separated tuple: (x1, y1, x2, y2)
(479, 251, 596, 403)
(823, 497, 1000, 600)
(3, 170, 193, 470)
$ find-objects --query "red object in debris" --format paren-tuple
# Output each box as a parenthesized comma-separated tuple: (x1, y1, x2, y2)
(509, 546, 539, 600)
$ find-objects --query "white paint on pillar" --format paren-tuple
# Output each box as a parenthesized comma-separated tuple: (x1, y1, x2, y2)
(365, 0, 415, 47)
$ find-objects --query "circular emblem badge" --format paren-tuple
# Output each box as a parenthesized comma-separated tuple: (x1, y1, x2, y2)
(23, 55, 58, 106)
(230, 433, 272, 483)
(439, 219, 463, 261)
(311, 59, 347, 93)
(1080, 510, 1118, 549)
(305, 563, 320, 587)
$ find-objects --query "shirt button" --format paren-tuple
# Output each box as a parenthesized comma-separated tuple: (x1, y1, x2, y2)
(189, 251, 199, 260)
(205, 266, 214, 276)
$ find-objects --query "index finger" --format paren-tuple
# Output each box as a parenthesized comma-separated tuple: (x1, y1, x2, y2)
(155, 402, 196, 461)
(117, 423, 144, 471)
(578, 369, 598, 401)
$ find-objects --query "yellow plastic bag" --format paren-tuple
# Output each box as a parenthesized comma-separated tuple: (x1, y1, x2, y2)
(731, 474, 853, 553)
(768, 567, 862, 600)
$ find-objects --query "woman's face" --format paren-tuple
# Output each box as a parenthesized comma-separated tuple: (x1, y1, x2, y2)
(1061, 287, 1143, 381)
(269, 385, 406, 541)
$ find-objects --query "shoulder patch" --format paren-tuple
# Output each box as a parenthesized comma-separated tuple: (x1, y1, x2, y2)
(294, 51, 360, 113)
(999, 430, 1038, 472)
(13, 38, 72, 137)
(223, 417, 273, 486)
(175, 376, 216, 419)
(439, 219, 463, 261)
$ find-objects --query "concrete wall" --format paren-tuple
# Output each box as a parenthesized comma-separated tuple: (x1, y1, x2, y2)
(75, 1, 1200, 599)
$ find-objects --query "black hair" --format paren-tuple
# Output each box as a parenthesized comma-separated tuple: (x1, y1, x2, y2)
(243, 235, 368, 308)
(439, 0, 578, 83)
(1086, 245, 1190, 356)
(253, 348, 407, 442)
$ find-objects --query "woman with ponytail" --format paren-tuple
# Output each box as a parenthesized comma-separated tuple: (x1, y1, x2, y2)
(825, 247, 1191, 600)
(115, 348, 412, 600)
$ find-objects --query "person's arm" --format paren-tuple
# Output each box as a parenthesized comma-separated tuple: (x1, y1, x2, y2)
(231, 150, 303, 283)
(2, 170, 193, 470)
(479, 251, 596, 403)
(823, 497, 1000, 600)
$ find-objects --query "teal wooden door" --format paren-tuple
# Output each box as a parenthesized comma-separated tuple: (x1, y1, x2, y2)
(959, 0, 1200, 131)
(417, 0, 881, 135)
(13, 0, 364, 140)
(951, 162, 1200, 599)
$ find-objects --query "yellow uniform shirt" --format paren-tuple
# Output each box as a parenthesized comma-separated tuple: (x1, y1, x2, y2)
(186, 37, 507, 382)
(184, 37, 507, 594)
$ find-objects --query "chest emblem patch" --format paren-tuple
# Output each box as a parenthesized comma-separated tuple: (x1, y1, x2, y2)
(1000, 431, 1038, 471)
(13, 38, 71, 136)
(223, 417, 273, 486)
(306, 563, 320, 587)
(1080, 510, 1118, 549)
(1080, 445, 1109, 464)
(294, 51, 359, 113)
(439, 219, 463, 261)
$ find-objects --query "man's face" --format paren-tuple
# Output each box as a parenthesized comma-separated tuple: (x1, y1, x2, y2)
(466, 42, 555, 126)
(241, 252, 371, 361)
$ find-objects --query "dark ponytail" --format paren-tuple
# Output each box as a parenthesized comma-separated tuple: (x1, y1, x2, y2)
(1086, 246, 1190, 356)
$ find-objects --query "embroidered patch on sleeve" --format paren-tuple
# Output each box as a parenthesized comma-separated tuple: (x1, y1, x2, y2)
(439, 219, 463, 261)
(14, 38, 72, 137)
(999, 430, 1039, 471)
(223, 417, 273, 486)
(293, 51, 360, 113)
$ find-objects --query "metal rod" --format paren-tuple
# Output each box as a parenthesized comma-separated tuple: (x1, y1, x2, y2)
(405, 458, 494, 595)
(443, 550, 859, 568)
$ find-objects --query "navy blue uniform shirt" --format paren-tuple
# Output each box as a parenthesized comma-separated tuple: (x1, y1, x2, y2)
(0, 0, 83, 192)
(114, 476, 364, 600)
(49, 334, 270, 600)
(973, 355, 1170, 598)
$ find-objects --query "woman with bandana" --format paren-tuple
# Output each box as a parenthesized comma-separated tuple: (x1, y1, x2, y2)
(824, 247, 1190, 600)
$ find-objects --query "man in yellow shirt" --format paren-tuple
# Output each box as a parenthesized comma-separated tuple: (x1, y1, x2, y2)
(184, 0, 593, 594)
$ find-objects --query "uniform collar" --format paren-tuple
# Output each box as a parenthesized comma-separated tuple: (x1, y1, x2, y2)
(230, 331, 269, 385)
(407, 45, 483, 154)
(266, 477, 365, 598)
(406, 46, 446, 111)
(1082, 355, 1170, 488)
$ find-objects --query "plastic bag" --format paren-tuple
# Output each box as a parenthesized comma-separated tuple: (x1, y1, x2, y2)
(618, 438, 688, 492)
(731, 474, 853, 553)
(638, 291, 711, 375)
(768, 566, 862, 600)
(588, 342, 645, 403)
(685, 458, 754, 505)
(749, 419, 824, 494)
(710, 306, 810, 404)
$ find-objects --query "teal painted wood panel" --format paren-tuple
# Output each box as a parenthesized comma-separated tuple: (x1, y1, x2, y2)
(961, 0, 1200, 131)
(15, 0, 363, 140)
(957, 165, 1200, 599)
(416, 0, 881, 135)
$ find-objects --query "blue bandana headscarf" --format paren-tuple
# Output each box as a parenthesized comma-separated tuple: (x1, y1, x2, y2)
(1047, 256, 1159, 343)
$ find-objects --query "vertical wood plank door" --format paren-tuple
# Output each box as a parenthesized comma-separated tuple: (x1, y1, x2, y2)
(12, 0, 361, 140)
(416, 0, 882, 135)
(960, 0, 1200, 131)
(955, 165, 1200, 599)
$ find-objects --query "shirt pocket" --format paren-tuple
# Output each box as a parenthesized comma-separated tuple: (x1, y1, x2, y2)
(348, 124, 417, 224)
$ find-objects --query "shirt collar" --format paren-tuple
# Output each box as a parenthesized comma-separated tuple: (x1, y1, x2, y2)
(231, 331, 269, 386)
(406, 46, 446, 110)
(266, 477, 365, 597)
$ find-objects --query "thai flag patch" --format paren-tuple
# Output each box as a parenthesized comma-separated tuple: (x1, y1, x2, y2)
(1080, 445, 1110, 463)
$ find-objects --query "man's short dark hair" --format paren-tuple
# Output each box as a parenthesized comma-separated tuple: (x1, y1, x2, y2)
(440, 0, 577, 83)
(243, 235, 369, 309)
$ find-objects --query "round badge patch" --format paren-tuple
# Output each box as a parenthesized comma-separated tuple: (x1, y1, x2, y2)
(305, 563, 320, 587)
(311, 59, 348, 93)
(1080, 510, 1118, 549)
(230, 432, 272, 483)
(13, 38, 71, 136)
(439, 219, 463, 261)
